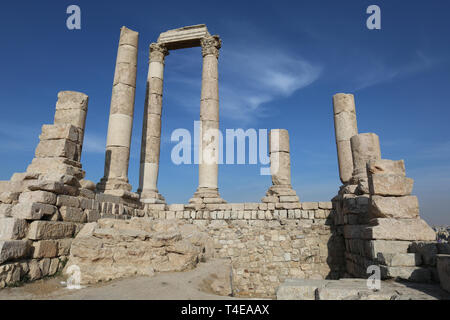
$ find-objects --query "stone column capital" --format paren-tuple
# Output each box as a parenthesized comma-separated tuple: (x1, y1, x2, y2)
(149, 43, 169, 63)
(200, 35, 221, 58)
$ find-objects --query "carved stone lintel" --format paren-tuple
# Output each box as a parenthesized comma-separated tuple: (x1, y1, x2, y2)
(200, 35, 221, 58)
(149, 43, 169, 63)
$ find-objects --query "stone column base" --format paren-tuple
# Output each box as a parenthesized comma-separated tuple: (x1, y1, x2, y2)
(262, 185, 300, 203)
(189, 187, 226, 204)
(139, 189, 166, 204)
(96, 177, 132, 193)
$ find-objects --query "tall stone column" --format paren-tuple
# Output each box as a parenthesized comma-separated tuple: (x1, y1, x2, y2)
(97, 27, 138, 193)
(350, 133, 381, 183)
(262, 129, 299, 203)
(189, 35, 225, 204)
(138, 43, 169, 203)
(333, 93, 359, 184)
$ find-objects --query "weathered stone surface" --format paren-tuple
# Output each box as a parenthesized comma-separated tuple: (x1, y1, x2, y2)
(0, 240, 29, 264)
(0, 192, 20, 204)
(363, 219, 436, 241)
(350, 133, 381, 180)
(0, 204, 13, 217)
(369, 195, 419, 219)
(27, 221, 76, 240)
(59, 206, 86, 223)
(80, 179, 96, 191)
(380, 266, 431, 282)
(366, 159, 405, 176)
(19, 191, 57, 205)
(158, 24, 209, 50)
(40, 124, 80, 143)
(35, 139, 78, 160)
(277, 279, 324, 300)
(437, 255, 450, 293)
(368, 174, 414, 196)
(12, 202, 56, 220)
(31, 240, 58, 258)
(377, 253, 421, 267)
(0, 218, 28, 240)
(65, 218, 207, 284)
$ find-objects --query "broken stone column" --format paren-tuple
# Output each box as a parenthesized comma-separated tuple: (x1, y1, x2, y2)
(350, 133, 381, 185)
(98, 26, 138, 194)
(189, 35, 225, 204)
(333, 93, 358, 184)
(138, 43, 168, 204)
(26, 91, 88, 180)
(262, 129, 299, 203)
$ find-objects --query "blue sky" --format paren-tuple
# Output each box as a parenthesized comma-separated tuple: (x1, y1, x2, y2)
(0, 1, 449, 225)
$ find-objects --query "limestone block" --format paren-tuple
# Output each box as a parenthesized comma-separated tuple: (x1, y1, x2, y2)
(56, 91, 88, 112)
(369, 195, 419, 219)
(365, 240, 412, 259)
(12, 202, 56, 220)
(31, 240, 58, 258)
(200, 79, 219, 100)
(103, 146, 130, 180)
(366, 159, 405, 177)
(27, 221, 76, 240)
(363, 218, 436, 241)
(54, 108, 87, 131)
(350, 133, 381, 178)
(35, 139, 78, 160)
(368, 175, 414, 196)
(148, 94, 163, 115)
(80, 179, 96, 191)
(57, 238, 73, 256)
(56, 195, 80, 208)
(270, 152, 291, 185)
(118, 26, 139, 47)
(149, 77, 163, 94)
(279, 195, 299, 202)
(200, 99, 219, 121)
(336, 140, 354, 184)
(59, 206, 86, 223)
(200, 54, 218, 78)
(0, 204, 13, 217)
(27, 179, 65, 194)
(377, 253, 421, 267)
(40, 124, 80, 143)
(145, 114, 162, 138)
(319, 202, 333, 209)
(333, 93, 356, 114)
(113, 63, 137, 87)
(0, 217, 28, 240)
(27, 158, 84, 181)
(334, 111, 358, 142)
(110, 82, 136, 116)
(19, 191, 57, 205)
(269, 129, 290, 153)
(116, 44, 138, 64)
(380, 265, 431, 282)
(106, 114, 133, 148)
(0, 240, 29, 264)
(302, 202, 319, 210)
(157, 24, 209, 50)
(437, 255, 450, 293)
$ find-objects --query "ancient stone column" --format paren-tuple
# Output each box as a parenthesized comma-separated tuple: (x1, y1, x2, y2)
(333, 93, 358, 184)
(189, 35, 225, 204)
(138, 43, 169, 203)
(350, 133, 381, 183)
(262, 129, 299, 203)
(97, 27, 138, 193)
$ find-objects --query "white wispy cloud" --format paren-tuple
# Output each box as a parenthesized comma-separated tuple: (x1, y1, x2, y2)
(164, 43, 322, 124)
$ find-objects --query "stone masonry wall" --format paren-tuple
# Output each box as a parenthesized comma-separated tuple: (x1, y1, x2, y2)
(143, 201, 346, 298)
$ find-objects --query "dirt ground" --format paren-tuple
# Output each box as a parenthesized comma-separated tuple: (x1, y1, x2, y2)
(0, 259, 246, 300)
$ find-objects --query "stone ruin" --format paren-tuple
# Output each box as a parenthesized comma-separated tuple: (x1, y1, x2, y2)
(0, 24, 449, 299)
